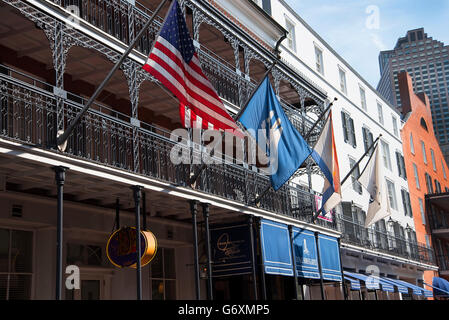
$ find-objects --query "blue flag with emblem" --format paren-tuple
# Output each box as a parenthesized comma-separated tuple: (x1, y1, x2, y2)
(238, 77, 312, 191)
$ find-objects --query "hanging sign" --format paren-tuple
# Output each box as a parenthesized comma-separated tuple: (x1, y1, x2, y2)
(314, 195, 334, 222)
(106, 227, 157, 269)
(210, 223, 253, 277)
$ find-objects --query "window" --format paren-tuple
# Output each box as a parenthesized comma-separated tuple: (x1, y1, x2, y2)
(315, 45, 324, 75)
(362, 127, 374, 155)
(425, 235, 431, 248)
(425, 173, 434, 194)
(377, 103, 384, 125)
(67, 243, 103, 266)
(396, 152, 407, 180)
(410, 133, 415, 154)
(386, 179, 398, 210)
(341, 111, 356, 147)
(0, 228, 33, 300)
(431, 149, 437, 171)
(285, 17, 296, 52)
(435, 179, 442, 193)
(381, 140, 392, 170)
(392, 116, 399, 137)
(339, 67, 347, 94)
(442, 159, 447, 179)
(421, 141, 427, 164)
(150, 247, 176, 300)
(419, 198, 426, 225)
(349, 157, 363, 194)
(413, 163, 420, 189)
(359, 86, 367, 110)
(401, 189, 413, 217)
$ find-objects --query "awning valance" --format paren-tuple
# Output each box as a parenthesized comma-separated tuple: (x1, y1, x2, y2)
(344, 275, 361, 291)
(318, 234, 342, 281)
(292, 227, 320, 279)
(260, 219, 294, 276)
(343, 271, 380, 291)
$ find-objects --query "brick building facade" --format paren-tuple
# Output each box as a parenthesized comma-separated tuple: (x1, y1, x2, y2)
(399, 71, 449, 291)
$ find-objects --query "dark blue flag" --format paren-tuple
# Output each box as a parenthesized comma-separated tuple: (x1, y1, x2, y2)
(238, 77, 312, 190)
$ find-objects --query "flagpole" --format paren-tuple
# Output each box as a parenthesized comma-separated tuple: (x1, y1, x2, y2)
(340, 135, 382, 186)
(312, 135, 382, 223)
(56, 0, 171, 150)
(235, 62, 277, 121)
(188, 61, 279, 187)
(304, 97, 337, 140)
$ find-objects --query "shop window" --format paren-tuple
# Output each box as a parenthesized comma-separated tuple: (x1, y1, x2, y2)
(0, 228, 33, 300)
(150, 247, 176, 300)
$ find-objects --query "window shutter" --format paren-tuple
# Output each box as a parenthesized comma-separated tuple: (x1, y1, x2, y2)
(401, 155, 407, 180)
(407, 192, 413, 217)
(349, 117, 356, 147)
(396, 152, 402, 178)
(341, 112, 349, 143)
(401, 190, 408, 216)
(342, 202, 353, 218)
(362, 127, 368, 152)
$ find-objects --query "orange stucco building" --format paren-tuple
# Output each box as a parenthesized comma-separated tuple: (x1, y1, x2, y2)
(399, 71, 449, 293)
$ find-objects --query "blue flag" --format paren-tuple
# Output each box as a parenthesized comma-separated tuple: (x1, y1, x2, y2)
(238, 77, 312, 191)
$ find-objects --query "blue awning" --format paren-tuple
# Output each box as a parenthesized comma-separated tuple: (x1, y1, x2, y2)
(344, 275, 361, 291)
(292, 228, 320, 279)
(393, 279, 429, 296)
(343, 271, 380, 290)
(375, 277, 408, 294)
(432, 277, 449, 297)
(317, 234, 342, 281)
(260, 219, 293, 276)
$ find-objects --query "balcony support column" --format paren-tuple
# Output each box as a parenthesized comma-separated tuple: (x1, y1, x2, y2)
(202, 203, 213, 300)
(53, 166, 68, 300)
(125, 62, 144, 173)
(232, 40, 244, 107)
(131, 185, 143, 300)
(190, 200, 201, 300)
(315, 232, 326, 300)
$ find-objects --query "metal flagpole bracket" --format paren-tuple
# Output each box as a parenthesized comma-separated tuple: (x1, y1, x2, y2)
(304, 97, 337, 141)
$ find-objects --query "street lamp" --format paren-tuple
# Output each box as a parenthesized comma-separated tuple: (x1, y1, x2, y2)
(405, 223, 413, 233)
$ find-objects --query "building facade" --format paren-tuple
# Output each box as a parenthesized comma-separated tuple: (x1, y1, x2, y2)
(0, 0, 345, 300)
(267, 0, 437, 298)
(377, 28, 449, 164)
(399, 71, 449, 294)
(0, 0, 437, 300)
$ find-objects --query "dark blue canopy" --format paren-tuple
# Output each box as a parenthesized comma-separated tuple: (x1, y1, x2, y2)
(433, 277, 449, 297)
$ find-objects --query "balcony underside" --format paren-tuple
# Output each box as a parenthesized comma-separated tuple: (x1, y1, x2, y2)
(0, 0, 324, 135)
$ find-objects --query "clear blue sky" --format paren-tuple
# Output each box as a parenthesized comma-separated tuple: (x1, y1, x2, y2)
(285, 0, 449, 88)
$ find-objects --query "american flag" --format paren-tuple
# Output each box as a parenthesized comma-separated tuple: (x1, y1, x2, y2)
(143, 0, 242, 135)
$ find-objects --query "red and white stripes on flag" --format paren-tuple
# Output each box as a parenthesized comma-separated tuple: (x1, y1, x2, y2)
(142, 1, 242, 136)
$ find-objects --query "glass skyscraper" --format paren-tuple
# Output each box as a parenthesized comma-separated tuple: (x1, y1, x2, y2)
(377, 28, 449, 163)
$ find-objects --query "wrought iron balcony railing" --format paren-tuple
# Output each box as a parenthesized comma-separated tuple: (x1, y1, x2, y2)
(437, 255, 449, 272)
(0, 64, 335, 230)
(46, 0, 324, 134)
(336, 214, 436, 265)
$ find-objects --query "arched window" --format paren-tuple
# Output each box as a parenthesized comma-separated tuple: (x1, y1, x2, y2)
(420, 118, 429, 131)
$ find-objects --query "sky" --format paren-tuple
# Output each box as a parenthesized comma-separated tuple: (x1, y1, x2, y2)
(284, 0, 449, 88)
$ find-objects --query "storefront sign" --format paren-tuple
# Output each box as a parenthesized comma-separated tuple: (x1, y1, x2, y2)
(314, 195, 334, 222)
(210, 223, 252, 277)
(292, 227, 320, 279)
(106, 227, 157, 269)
